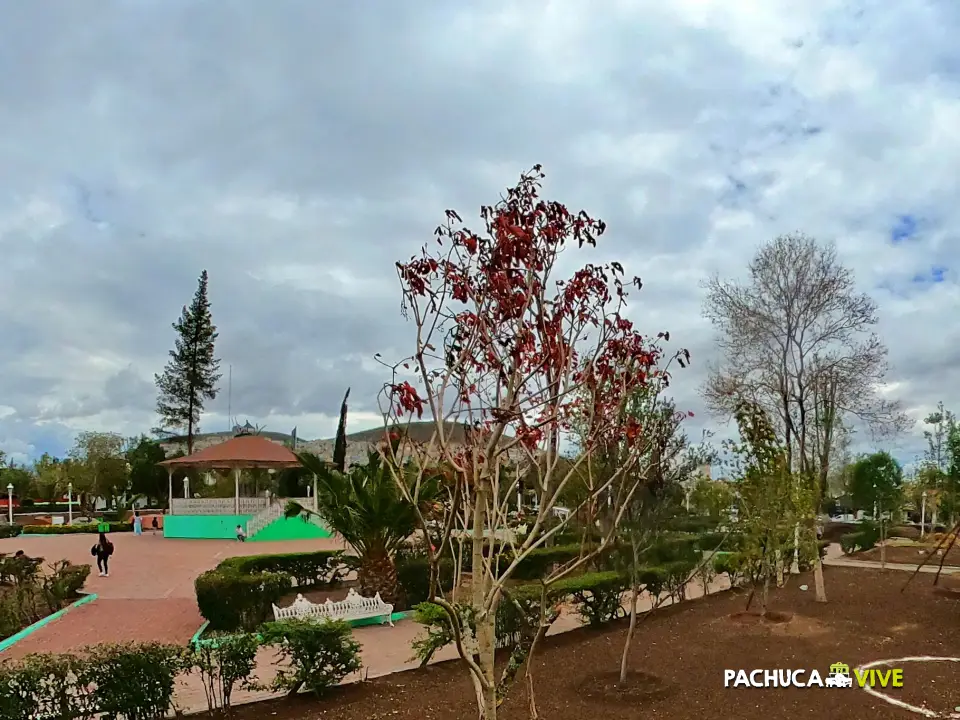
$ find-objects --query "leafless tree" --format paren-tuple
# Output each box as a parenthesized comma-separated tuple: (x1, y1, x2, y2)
(702, 233, 909, 602)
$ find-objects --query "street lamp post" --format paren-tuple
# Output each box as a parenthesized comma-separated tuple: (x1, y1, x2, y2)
(68, 482, 73, 525)
(873, 482, 878, 520)
(5, 484, 12, 525)
(921, 490, 928, 539)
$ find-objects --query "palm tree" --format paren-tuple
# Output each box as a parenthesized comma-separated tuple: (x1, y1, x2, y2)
(287, 446, 439, 606)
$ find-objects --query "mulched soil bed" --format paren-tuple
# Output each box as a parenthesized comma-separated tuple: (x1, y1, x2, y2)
(214, 566, 960, 720)
(854, 544, 960, 567)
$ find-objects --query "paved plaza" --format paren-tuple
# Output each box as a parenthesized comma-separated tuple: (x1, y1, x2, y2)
(0, 531, 345, 660)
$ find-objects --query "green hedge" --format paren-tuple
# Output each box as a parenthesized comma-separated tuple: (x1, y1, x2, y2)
(505, 543, 587, 581)
(395, 556, 455, 605)
(663, 515, 722, 533)
(0, 524, 21, 539)
(22, 521, 132, 535)
(195, 569, 292, 632)
(217, 550, 345, 588)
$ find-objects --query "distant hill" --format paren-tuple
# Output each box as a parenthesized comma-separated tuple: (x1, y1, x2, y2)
(344, 421, 471, 444)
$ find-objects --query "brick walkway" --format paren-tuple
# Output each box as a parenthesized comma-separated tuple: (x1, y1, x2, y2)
(0, 531, 345, 661)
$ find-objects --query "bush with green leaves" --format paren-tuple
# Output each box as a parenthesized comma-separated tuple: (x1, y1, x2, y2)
(22, 521, 132, 535)
(189, 633, 261, 713)
(0, 524, 21, 540)
(0, 652, 85, 720)
(395, 556, 455, 605)
(0, 555, 91, 641)
(840, 531, 873, 554)
(640, 534, 701, 565)
(261, 618, 362, 695)
(217, 550, 345, 588)
(712, 552, 747, 586)
(83, 642, 188, 719)
(195, 568, 292, 631)
(559, 571, 630, 625)
(503, 543, 590, 581)
(0, 643, 186, 720)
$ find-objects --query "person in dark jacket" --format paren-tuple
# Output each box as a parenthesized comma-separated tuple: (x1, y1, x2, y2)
(91, 532, 114, 577)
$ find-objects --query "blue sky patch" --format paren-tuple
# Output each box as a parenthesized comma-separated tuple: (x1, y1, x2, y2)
(891, 214, 918, 243)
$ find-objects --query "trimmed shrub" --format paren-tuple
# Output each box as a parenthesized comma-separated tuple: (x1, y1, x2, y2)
(641, 534, 701, 565)
(22, 521, 132, 535)
(713, 552, 748, 586)
(195, 569, 292, 632)
(0, 525, 21, 540)
(506, 543, 585, 581)
(560, 571, 631, 625)
(396, 556, 454, 606)
(217, 550, 345, 588)
(664, 515, 721, 534)
(261, 619, 362, 695)
(889, 525, 920, 540)
(841, 523, 881, 555)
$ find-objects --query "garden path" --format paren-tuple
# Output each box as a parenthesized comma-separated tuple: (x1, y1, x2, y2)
(0, 531, 345, 661)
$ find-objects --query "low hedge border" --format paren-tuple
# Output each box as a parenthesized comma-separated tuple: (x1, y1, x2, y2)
(21, 522, 132, 535)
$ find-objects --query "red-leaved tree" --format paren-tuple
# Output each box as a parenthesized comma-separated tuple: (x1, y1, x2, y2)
(379, 166, 688, 719)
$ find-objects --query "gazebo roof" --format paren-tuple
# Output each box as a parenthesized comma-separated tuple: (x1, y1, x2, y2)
(158, 435, 301, 470)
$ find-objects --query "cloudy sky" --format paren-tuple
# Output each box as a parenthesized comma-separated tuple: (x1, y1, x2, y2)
(1, 0, 958, 467)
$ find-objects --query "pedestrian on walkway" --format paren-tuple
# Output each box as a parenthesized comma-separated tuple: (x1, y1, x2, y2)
(235, 524, 246, 542)
(151, 516, 159, 534)
(132, 510, 143, 536)
(91, 532, 114, 577)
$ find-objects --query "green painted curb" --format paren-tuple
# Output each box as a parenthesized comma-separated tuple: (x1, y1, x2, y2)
(0, 593, 98, 653)
(350, 610, 413, 627)
(189, 620, 210, 649)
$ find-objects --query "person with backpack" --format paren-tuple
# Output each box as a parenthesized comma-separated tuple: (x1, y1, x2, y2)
(91, 532, 114, 577)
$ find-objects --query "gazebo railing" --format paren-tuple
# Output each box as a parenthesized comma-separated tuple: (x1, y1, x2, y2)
(171, 498, 269, 516)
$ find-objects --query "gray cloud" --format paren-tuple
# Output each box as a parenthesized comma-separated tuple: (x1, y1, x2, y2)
(1, 0, 959, 468)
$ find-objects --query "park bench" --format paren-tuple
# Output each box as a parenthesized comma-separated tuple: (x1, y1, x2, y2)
(272, 588, 395, 626)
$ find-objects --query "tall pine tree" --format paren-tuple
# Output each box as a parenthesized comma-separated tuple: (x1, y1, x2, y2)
(155, 270, 222, 454)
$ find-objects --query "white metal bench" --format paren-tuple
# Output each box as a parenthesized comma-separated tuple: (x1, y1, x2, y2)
(272, 588, 395, 626)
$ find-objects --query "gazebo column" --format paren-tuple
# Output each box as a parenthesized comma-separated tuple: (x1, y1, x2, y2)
(233, 468, 241, 515)
(168, 469, 174, 515)
(313, 474, 319, 512)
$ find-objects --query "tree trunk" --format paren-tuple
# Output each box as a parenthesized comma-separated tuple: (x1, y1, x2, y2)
(775, 553, 785, 588)
(761, 573, 770, 616)
(880, 520, 886, 570)
(619, 584, 640, 683)
(813, 553, 827, 602)
(358, 551, 402, 607)
(477, 612, 497, 720)
(471, 481, 496, 720)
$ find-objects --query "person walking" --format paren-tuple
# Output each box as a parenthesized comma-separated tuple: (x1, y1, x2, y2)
(91, 532, 114, 577)
(132, 510, 143, 536)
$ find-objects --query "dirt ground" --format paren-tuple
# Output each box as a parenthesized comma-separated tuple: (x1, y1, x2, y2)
(855, 543, 960, 567)
(208, 566, 960, 720)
